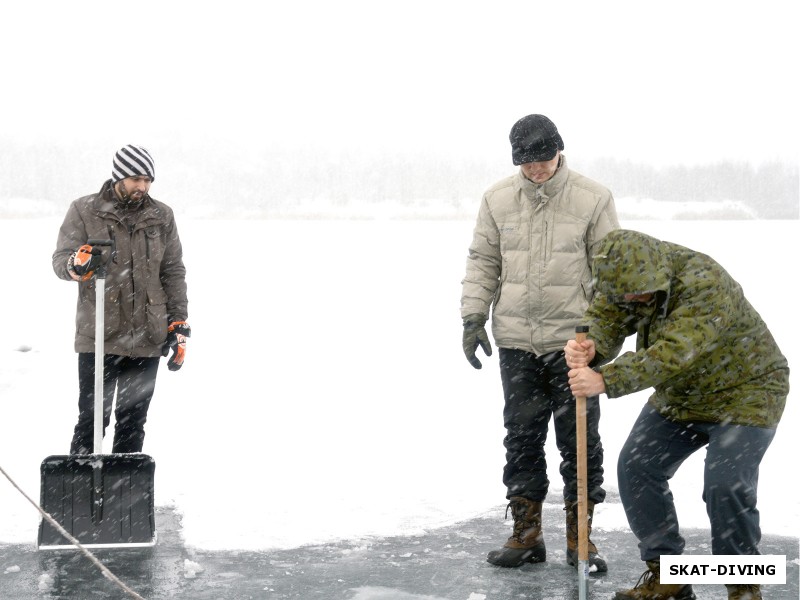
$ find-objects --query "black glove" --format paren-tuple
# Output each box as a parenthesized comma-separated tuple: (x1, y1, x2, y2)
(462, 313, 492, 369)
(162, 321, 191, 371)
(68, 244, 102, 281)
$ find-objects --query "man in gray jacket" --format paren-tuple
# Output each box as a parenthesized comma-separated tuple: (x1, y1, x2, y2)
(461, 115, 619, 571)
(53, 145, 189, 454)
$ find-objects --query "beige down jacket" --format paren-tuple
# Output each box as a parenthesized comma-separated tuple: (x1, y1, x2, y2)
(461, 156, 619, 355)
(52, 180, 188, 358)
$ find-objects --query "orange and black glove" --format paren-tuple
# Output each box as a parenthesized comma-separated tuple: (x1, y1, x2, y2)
(162, 321, 191, 371)
(68, 244, 102, 281)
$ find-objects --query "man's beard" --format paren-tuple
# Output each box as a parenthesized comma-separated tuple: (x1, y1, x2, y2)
(117, 182, 146, 206)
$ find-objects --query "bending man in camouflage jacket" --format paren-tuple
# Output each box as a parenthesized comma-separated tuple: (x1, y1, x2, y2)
(564, 229, 788, 600)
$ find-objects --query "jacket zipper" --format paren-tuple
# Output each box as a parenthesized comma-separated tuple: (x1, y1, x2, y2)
(127, 222, 136, 355)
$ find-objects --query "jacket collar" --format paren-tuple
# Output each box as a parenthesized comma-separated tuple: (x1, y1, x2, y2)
(93, 179, 159, 221)
(517, 154, 569, 204)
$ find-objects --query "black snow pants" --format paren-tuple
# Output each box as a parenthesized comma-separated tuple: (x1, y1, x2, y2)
(71, 353, 160, 454)
(499, 348, 605, 504)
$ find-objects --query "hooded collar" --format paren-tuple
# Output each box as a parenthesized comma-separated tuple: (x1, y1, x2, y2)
(592, 229, 672, 318)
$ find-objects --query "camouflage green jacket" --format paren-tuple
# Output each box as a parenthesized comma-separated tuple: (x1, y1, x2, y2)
(584, 230, 788, 428)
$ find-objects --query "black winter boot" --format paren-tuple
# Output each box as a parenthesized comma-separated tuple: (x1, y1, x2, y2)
(486, 496, 546, 567)
(564, 499, 607, 573)
(614, 560, 696, 600)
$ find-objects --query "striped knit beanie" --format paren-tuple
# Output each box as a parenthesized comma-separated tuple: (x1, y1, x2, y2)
(111, 145, 155, 183)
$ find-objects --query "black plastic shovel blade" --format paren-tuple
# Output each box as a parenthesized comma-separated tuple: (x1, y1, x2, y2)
(38, 453, 156, 550)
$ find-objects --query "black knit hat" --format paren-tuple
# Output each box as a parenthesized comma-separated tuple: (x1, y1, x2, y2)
(509, 115, 564, 165)
(112, 145, 155, 183)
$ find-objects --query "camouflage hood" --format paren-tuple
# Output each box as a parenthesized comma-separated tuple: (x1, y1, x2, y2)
(591, 230, 671, 300)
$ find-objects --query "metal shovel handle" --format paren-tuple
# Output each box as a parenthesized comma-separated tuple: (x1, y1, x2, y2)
(89, 240, 113, 454)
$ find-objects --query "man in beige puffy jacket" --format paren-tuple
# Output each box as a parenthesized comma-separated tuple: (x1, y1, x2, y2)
(461, 114, 619, 571)
(53, 145, 189, 455)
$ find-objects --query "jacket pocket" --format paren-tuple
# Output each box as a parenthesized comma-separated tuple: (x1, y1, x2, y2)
(145, 287, 169, 344)
(77, 284, 121, 340)
(144, 225, 165, 263)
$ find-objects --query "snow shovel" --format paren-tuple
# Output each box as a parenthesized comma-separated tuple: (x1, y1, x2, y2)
(38, 239, 157, 550)
(574, 325, 590, 600)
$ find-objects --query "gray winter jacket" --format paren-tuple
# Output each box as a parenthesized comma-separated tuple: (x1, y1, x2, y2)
(461, 156, 619, 355)
(52, 180, 188, 358)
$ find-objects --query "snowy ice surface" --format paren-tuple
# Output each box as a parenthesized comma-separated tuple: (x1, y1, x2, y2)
(0, 218, 797, 551)
(349, 588, 477, 600)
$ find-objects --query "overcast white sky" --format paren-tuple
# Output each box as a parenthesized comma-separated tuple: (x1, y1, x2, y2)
(2, 1, 798, 167)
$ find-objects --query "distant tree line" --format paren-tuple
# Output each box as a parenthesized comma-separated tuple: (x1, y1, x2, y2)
(578, 158, 798, 219)
(0, 140, 796, 219)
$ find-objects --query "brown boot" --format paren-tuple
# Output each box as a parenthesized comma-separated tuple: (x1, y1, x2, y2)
(725, 584, 762, 600)
(486, 496, 546, 567)
(614, 560, 696, 599)
(564, 499, 607, 573)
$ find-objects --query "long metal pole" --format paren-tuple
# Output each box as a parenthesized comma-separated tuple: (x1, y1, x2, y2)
(88, 240, 114, 524)
(88, 239, 113, 455)
(93, 275, 105, 454)
(575, 325, 590, 600)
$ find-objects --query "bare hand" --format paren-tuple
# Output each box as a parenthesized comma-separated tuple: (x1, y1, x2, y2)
(567, 367, 606, 397)
(564, 339, 596, 369)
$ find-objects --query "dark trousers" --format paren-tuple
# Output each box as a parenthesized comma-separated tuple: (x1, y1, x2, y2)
(71, 353, 160, 454)
(499, 348, 605, 504)
(618, 404, 776, 560)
